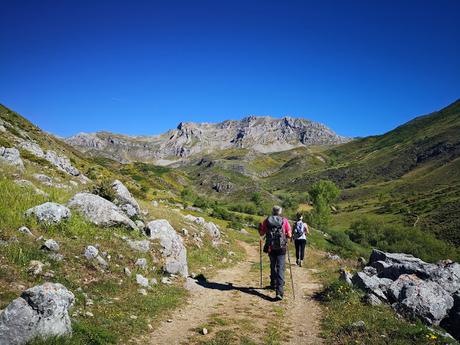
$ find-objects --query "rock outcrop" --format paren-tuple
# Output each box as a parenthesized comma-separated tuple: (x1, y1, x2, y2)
(0, 147, 24, 169)
(0, 283, 74, 345)
(111, 180, 140, 218)
(184, 214, 221, 245)
(66, 116, 350, 164)
(67, 193, 136, 229)
(146, 220, 188, 277)
(25, 202, 71, 224)
(352, 249, 460, 338)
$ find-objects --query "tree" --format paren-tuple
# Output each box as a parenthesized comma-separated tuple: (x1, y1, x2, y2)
(307, 180, 340, 230)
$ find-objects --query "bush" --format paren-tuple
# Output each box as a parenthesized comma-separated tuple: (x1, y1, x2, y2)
(329, 230, 354, 250)
(347, 217, 460, 262)
(91, 179, 116, 202)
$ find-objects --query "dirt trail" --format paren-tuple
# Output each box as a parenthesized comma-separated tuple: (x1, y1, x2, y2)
(143, 241, 323, 345)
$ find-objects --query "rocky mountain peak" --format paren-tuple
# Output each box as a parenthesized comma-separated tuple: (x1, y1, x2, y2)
(66, 115, 350, 164)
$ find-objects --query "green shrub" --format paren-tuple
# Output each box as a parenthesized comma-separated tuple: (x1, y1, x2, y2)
(91, 179, 116, 202)
(347, 218, 460, 262)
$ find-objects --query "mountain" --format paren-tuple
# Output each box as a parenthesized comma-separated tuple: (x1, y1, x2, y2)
(66, 116, 350, 164)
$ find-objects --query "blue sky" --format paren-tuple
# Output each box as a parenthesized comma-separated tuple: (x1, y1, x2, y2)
(1, 0, 459, 137)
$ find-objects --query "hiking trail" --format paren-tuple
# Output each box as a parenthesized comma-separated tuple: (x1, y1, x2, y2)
(140, 240, 324, 345)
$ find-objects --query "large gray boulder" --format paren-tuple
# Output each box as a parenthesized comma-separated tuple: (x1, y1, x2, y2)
(25, 202, 71, 224)
(429, 261, 460, 294)
(389, 274, 454, 325)
(67, 193, 136, 229)
(369, 249, 436, 280)
(44, 150, 80, 176)
(0, 283, 74, 345)
(352, 271, 391, 301)
(146, 220, 188, 277)
(111, 180, 140, 218)
(0, 147, 24, 169)
(19, 141, 45, 158)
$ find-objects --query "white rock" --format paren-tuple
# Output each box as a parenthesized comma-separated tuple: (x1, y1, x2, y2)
(25, 202, 71, 224)
(42, 239, 59, 252)
(84, 246, 99, 260)
(136, 274, 149, 288)
(0, 147, 24, 169)
(135, 258, 148, 270)
(18, 226, 34, 237)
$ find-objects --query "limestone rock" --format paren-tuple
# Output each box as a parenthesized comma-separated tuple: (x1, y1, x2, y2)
(18, 226, 34, 237)
(0, 283, 74, 345)
(44, 150, 80, 176)
(25, 202, 71, 224)
(41, 239, 59, 252)
(67, 193, 136, 229)
(127, 240, 150, 253)
(0, 147, 24, 169)
(146, 220, 188, 277)
(111, 180, 140, 218)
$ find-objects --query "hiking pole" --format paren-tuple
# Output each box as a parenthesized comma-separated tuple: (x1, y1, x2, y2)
(286, 241, 295, 300)
(259, 238, 263, 288)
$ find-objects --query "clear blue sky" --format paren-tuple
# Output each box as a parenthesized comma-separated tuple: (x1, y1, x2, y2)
(1, 0, 459, 137)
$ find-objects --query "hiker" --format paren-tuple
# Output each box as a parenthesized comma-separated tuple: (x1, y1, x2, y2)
(259, 205, 292, 300)
(292, 214, 310, 267)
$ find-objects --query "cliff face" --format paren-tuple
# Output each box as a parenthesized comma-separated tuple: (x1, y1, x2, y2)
(66, 116, 350, 164)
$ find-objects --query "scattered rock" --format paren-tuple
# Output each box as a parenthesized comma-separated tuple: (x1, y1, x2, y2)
(185, 206, 203, 212)
(135, 258, 148, 270)
(19, 140, 45, 158)
(18, 226, 34, 237)
(95, 256, 109, 270)
(84, 246, 99, 260)
(138, 288, 148, 296)
(67, 193, 137, 229)
(201, 328, 208, 335)
(181, 228, 189, 236)
(326, 253, 341, 261)
(41, 239, 59, 252)
(127, 239, 150, 253)
(339, 268, 353, 286)
(239, 228, 249, 235)
(25, 202, 71, 224)
(161, 277, 173, 285)
(0, 147, 24, 169)
(136, 274, 149, 288)
(48, 253, 64, 262)
(124, 267, 132, 277)
(27, 260, 44, 276)
(84, 311, 94, 318)
(146, 220, 188, 277)
(150, 278, 158, 285)
(151, 200, 159, 207)
(0, 283, 74, 345)
(350, 320, 366, 331)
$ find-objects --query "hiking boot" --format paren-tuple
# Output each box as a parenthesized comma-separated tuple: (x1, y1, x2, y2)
(296, 259, 300, 266)
(299, 260, 302, 267)
(275, 294, 283, 301)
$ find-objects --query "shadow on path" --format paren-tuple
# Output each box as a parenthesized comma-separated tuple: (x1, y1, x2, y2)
(195, 278, 277, 302)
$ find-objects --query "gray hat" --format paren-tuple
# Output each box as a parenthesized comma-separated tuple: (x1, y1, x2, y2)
(272, 205, 282, 215)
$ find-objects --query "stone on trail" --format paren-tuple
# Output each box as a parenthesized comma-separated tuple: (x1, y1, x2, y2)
(146, 220, 188, 277)
(67, 192, 137, 229)
(0, 283, 74, 345)
(25, 202, 71, 224)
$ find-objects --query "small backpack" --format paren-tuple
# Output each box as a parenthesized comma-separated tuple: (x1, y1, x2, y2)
(294, 221, 305, 239)
(265, 215, 287, 252)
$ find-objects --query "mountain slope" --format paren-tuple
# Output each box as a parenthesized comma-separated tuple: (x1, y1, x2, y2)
(66, 116, 350, 164)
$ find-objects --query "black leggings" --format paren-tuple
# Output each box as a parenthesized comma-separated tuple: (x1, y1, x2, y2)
(294, 239, 307, 261)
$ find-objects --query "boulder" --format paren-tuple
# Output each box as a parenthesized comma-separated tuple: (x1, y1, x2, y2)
(352, 271, 390, 301)
(41, 239, 59, 252)
(44, 150, 80, 176)
(127, 240, 150, 253)
(19, 141, 45, 158)
(111, 180, 140, 218)
(146, 220, 188, 277)
(67, 193, 136, 229)
(0, 147, 24, 169)
(25, 202, 71, 224)
(389, 274, 454, 325)
(429, 261, 460, 294)
(0, 283, 74, 345)
(369, 249, 436, 280)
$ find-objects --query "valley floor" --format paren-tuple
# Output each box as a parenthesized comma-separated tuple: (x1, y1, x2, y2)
(139, 240, 323, 345)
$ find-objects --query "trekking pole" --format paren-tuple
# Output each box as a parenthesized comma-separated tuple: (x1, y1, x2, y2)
(259, 238, 263, 288)
(286, 241, 295, 300)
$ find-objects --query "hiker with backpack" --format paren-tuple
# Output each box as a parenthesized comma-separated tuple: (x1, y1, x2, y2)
(259, 206, 292, 300)
(292, 214, 310, 267)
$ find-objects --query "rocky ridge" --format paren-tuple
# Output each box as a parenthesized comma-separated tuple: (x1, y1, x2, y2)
(66, 116, 350, 164)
